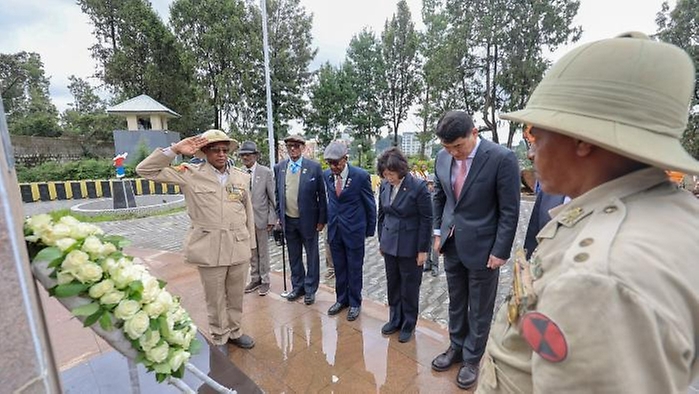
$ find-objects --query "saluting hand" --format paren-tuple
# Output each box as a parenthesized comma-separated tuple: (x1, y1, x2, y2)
(172, 135, 209, 156)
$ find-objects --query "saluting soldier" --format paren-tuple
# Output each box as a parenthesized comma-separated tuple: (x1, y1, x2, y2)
(136, 129, 257, 353)
(477, 33, 699, 393)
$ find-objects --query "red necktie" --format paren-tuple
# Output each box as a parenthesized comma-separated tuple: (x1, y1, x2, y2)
(453, 159, 468, 199)
(335, 175, 342, 197)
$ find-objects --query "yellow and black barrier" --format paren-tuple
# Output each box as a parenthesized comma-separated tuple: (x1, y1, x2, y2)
(19, 179, 181, 203)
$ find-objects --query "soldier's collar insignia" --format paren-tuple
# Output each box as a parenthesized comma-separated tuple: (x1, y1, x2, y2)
(556, 207, 589, 227)
(521, 312, 568, 363)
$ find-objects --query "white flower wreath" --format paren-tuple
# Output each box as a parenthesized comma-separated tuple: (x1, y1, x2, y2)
(24, 214, 200, 383)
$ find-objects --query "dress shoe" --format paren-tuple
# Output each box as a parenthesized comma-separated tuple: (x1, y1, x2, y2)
(304, 293, 315, 305)
(456, 362, 479, 390)
(228, 334, 255, 349)
(398, 327, 413, 343)
(431, 347, 462, 372)
(244, 281, 261, 293)
(286, 288, 305, 302)
(381, 322, 399, 335)
(327, 302, 348, 315)
(347, 306, 361, 321)
(258, 283, 270, 296)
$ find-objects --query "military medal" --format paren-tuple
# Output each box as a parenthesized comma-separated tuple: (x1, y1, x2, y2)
(507, 248, 538, 325)
(226, 184, 245, 202)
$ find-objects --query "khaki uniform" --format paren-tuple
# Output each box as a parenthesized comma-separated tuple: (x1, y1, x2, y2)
(478, 168, 699, 393)
(136, 150, 256, 345)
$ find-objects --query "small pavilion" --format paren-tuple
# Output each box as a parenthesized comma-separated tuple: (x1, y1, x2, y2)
(106, 94, 180, 131)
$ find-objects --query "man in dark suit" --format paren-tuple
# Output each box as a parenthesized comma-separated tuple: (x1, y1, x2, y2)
(430, 111, 520, 390)
(323, 141, 376, 321)
(274, 135, 327, 305)
(523, 190, 566, 259)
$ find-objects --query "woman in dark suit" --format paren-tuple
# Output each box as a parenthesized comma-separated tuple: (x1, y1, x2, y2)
(376, 148, 433, 343)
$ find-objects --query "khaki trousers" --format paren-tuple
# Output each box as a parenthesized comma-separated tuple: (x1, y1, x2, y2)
(197, 263, 247, 345)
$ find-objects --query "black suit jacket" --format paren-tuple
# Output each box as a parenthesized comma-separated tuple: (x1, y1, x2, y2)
(432, 139, 520, 268)
(524, 191, 566, 259)
(377, 174, 433, 257)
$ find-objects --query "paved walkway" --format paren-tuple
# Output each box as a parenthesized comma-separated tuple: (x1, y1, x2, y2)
(22, 198, 535, 327)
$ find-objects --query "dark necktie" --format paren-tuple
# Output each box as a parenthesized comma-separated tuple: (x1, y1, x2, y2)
(247, 169, 252, 190)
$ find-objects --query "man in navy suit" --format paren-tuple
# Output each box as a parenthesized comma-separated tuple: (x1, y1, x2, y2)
(274, 135, 327, 305)
(323, 141, 376, 321)
(524, 190, 566, 259)
(430, 111, 520, 390)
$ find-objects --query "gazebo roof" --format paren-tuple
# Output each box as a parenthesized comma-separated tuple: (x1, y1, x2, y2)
(106, 94, 180, 118)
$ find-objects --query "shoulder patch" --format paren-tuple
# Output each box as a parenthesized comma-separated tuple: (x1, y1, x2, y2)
(521, 312, 568, 363)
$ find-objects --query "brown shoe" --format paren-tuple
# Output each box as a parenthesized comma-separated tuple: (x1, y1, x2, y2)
(244, 281, 261, 293)
(258, 283, 270, 296)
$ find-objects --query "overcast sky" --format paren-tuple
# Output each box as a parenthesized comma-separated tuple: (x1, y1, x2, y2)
(0, 0, 676, 133)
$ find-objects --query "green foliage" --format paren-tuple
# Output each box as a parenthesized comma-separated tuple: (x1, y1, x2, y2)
(16, 159, 138, 183)
(656, 0, 699, 160)
(61, 75, 122, 141)
(306, 63, 356, 146)
(1, 51, 62, 136)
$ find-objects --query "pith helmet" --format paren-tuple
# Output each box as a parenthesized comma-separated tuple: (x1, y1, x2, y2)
(194, 129, 239, 158)
(501, 32, 699, 174)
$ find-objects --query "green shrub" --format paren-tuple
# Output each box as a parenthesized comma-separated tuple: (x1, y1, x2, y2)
(16, 159, 137, 183)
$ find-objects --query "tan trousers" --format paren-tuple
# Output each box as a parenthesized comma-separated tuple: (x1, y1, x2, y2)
(197, 263, 247, 345)
(249, 228, 271, 284)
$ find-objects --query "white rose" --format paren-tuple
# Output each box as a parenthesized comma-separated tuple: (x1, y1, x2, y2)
(183, 327, 196, 349)
(144, 291, 173, 318)
(100, 290, 125, 305)
(51, 223, 72, 239)
(81, 236, 104, 257)
(101, 242, 117, 256)
(55, 238, 77, 252)
(152, 362, 172, 374)
(71, 222, 102, 239)
(165, 329, 185, 346)
(145, 342, 169, 364)
(57, 271, 75, 285)
(114, 299, 141, 320)
(58, 215, 80, 227)
(141, 277, 161, 304)
(111, 265, 140, 289)
(168, 349, 190, 372)
(138, 329, 161, 351)
(89, 279, 115, 298)
(61, 250, 90, 272)
(123, 310, 150, 340)
(100, 258, 118, 273)
(74, 263, 103, 284)
(27, 214, 52, 230)
(168, 305, 186, 323)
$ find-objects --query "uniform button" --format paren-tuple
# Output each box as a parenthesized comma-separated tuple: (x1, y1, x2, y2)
(603, 206, 617, 213)
(573, 253, 589, 262)
(579, 238, 594, 247)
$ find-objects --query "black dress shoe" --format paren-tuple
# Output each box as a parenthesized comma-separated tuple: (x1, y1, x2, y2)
(228, 334, 255, 349)
(304, 293, 315, 305)
(431, 347, 462, 371)
(381, 322, 399, 335)
(328, 302, 348, 315)
(398, 327, 413, 343)
(346, 306, 361, 321)
(456, 362, 479, 390)
(286, 288, 305, 301)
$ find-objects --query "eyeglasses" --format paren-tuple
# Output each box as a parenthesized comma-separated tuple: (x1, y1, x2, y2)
(286, 143, 302, 150)
(207, 147, 230, 154)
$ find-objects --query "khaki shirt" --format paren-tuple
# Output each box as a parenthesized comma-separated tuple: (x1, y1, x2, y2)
(136, 150, 256, 267)
(478, 167, 699, 393)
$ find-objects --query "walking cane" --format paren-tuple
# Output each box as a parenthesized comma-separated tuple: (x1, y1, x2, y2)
(273, 226, 289, 297)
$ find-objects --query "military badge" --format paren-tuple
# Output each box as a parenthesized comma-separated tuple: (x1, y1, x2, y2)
(507, 248, 538, 324)
(521, 312, 568, 363)
(225, 184, 246, 202)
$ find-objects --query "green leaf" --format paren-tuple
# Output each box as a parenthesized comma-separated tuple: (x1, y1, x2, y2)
(34, 246, 62, 265)
(157, 279, 167, 289)
(53, 283, 89, 298)
(103, 235, 131, 249)
(83, 309, 103, 327)
(155, 373, 166, 383)
(71, 302, 100, 316)
(188, 338, 202, 354)
(99, 311, 113, 331)
(172, 364, 185, 379)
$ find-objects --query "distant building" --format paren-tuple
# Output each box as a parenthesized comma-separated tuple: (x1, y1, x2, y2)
(401, 132, 432, 157)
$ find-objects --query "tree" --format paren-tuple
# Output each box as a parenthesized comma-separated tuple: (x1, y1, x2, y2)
(345, 28, 385, 147)
(306, 62, 355, 146)
(656, 0, 699, 159)
(78, 0, 205, 134)
(381, 0, 422, 146)
(61, 76, 121, 142)
(0, 51, 61, 136)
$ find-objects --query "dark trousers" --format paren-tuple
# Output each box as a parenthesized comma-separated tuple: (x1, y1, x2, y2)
(329, 235, 365, 307)
(284, 216, 320, 295)
(384, 253, 423, 332)
(443, 239, 499, 365)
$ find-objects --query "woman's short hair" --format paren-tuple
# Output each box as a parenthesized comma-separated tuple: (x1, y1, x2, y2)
(376, 147, 410, 178)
